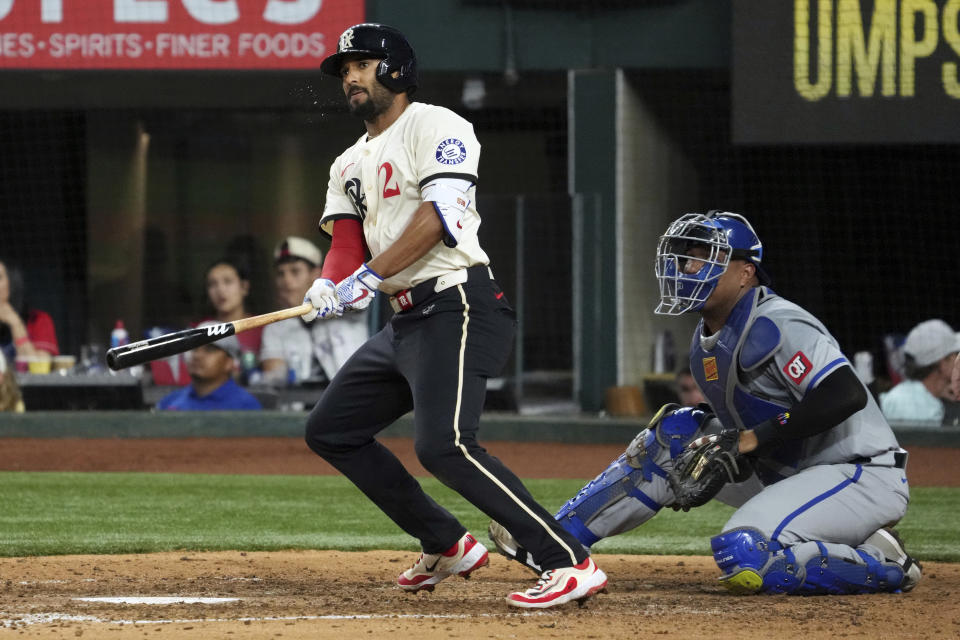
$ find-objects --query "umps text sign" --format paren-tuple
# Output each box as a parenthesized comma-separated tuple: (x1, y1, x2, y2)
(734, 0, 960, 144)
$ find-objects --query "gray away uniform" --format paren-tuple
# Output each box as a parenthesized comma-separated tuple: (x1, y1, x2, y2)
(538, 287, 912, 594)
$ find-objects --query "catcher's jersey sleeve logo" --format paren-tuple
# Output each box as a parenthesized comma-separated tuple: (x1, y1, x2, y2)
(783, 351, 812, 384)
(702, 356, 719, 381)
(435, 138, 467, 165)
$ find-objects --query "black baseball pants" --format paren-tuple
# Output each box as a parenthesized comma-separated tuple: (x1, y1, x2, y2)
(305, 267, 588, 570)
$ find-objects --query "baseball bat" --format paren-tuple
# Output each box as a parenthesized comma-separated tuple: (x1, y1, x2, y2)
(105, 303, 314, 371)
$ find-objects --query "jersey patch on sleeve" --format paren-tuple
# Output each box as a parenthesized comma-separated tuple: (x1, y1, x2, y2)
(783, 351, 813, 384)
(435, 138, 467, 165)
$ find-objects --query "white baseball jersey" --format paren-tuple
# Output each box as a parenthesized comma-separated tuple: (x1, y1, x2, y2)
(319, 102, 489, 294)
(260, 313, 367, 382)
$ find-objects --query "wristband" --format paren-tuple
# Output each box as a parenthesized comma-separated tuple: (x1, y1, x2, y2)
(14, 336, 30, 347)
(750, 412, 789, 453)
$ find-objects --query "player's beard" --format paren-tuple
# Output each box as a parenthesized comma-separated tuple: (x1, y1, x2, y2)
(348, 83, 395, 122)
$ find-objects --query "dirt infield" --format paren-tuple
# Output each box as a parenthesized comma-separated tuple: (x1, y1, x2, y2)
(1, 437, 958, 638)
(1, 550, 958, 639)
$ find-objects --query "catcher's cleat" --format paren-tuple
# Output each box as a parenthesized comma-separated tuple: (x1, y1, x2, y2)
(863, 527, 922, 592)
(505, 557, 608, 609)
(397, 532, 489, 593)
(488, 520, 542, 574)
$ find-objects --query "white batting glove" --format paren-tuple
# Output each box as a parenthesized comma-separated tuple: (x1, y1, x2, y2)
(302, 278, 341, 322)
(335, 264, 382, 312)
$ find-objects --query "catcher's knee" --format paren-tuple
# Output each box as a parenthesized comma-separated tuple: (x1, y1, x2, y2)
(711, 528, 802, 594)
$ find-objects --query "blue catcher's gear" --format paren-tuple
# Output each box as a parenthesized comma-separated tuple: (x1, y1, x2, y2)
(655, 211, 768, 315)
(320, 23, 419, 94)
(554, 404, 712, 548)
(711, 527, 908, 595)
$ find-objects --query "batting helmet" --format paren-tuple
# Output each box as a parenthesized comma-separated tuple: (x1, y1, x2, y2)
(654, 211, 769, 315)
(320, 23, 418, 94)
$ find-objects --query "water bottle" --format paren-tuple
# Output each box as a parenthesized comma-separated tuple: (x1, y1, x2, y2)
(241, 350, 258, 385)
(288, 352, 302, 386)
(110, 320, 129, 349)
(853, 351, 875, 385)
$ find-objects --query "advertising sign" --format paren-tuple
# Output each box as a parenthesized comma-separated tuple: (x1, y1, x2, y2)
(734, 0, 960, 143)
(0, 0, 363, 69)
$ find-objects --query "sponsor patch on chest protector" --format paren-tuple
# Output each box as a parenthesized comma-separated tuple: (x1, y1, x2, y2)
(702, 356, 719, 381)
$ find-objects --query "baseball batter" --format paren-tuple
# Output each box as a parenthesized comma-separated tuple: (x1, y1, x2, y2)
(299, 23, 607, 609)
(491, 211, 921, 596)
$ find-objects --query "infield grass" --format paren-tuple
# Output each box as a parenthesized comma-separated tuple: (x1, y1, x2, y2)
(0, 471, 957, 561)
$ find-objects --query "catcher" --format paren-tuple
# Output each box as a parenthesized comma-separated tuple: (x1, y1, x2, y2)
(491, 211, 921, 595)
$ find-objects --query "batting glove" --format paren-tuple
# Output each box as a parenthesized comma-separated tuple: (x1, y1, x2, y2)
(302, 278, 341, 322)
(335, 264, 382, 312)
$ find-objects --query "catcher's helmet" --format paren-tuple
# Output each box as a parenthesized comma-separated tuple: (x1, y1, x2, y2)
(654, 211, 769, 315)
(320, 23, 418, 94)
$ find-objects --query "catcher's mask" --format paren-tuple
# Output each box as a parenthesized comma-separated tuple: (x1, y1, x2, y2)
(654, 210, 768, 316)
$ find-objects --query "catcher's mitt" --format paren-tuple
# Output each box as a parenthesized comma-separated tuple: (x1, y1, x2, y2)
(668, 426, 743, 511)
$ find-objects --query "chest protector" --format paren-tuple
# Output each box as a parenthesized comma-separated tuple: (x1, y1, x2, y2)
(689, 288, 799, 479)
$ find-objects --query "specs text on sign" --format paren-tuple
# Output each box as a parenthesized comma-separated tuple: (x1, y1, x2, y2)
(794, 0, 960, 101)
(0, 0, 323, 25)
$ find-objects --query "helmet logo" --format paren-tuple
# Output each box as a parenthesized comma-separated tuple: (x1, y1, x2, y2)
(339, 28, 355, 51)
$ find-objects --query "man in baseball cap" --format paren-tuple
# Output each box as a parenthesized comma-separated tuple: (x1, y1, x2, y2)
(880, 318, 960, 425)
(156, 321, 261, 411)
(273, 236, 323, 268)
(260, 236, 368, 387)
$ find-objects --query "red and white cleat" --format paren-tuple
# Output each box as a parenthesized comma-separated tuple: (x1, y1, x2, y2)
(505, 557, 608, 609)
(397, 532, 490, 592)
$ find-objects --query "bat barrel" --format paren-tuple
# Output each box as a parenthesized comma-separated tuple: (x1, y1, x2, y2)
(105, 324, 235, 371)
(102, 304, 307, 371)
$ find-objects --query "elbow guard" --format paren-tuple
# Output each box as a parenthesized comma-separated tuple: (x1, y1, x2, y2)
(421, 177, 473, 247)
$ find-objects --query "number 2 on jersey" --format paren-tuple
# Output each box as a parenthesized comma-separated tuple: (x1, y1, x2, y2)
(379, 162, 401, 198)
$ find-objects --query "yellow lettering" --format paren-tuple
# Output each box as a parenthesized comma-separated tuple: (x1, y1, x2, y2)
(795, 0, 833, 101)
(944, 0, 960, 98)
(837, 0, 897, 97)
(900, 0, 939, 96)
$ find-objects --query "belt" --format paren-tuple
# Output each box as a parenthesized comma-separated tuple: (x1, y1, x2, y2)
(389, 265, 494, 313)
(849, 450, 908, 469)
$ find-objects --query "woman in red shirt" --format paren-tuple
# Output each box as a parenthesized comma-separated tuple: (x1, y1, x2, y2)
(0, 259, 59, 363)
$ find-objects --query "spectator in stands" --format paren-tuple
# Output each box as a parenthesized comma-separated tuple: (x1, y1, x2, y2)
(0, 258, 59, 363)
(879, 319, 960, 425)
(675, 366, 706, 406)
(260, 237, 368, 387)
(0, 349, 24, 412)
(202, 257, 262, 366)
(156, 321, 261, 411)
(150, 258, 263, 388)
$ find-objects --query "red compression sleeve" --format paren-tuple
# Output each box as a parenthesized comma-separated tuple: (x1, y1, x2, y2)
(321, 218, 366, 282)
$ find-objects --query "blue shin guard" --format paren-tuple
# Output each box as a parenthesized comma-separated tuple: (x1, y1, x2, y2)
(554, 405, 710, 548)
(711, 528, 906, 595)
(801, 544, 905, 594)
(554, 453, 659, 548)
